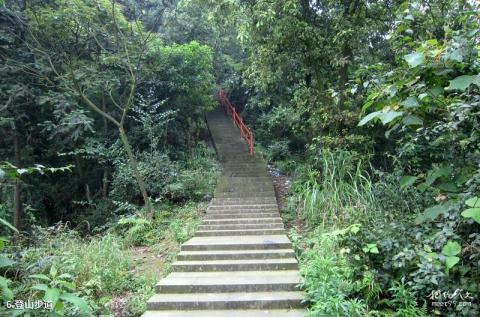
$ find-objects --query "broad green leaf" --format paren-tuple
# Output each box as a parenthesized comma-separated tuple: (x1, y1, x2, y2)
(400, 175, 417, 188)
(31, 283, 49, 292)
(44, 287, 60, 308)
(0, 255, 15, 268)
(57, 280, 75, 291)
(0, 276, 14, 300)
(445, 256, 460, 269)
(415, 204, 449, 224)
(358, 111, 380, 126)
(400, 96, 419, 108)
(466, 197, 480, 208)
(425, 166, 452, 186)
(418, 93, 429, 100)
(60, 293, 91, 313)
(442, 240, 461, 257)
(378, 111, 403, 125)
(447, 75, 476, 91)
(50, 265, 58, 278)
(30, 274, 51, 282)
(429, 86, 444, 97)
(404, 52, 425, 68)
(461, 208, 480, 224)
(403, 115, 423, 126)
(436, 182, 459, 193)
(350, 224, 360, 234)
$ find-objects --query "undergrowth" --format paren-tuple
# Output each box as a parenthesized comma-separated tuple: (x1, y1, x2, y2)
(284, 148, 477, 316)
(1, 202, 205, 316)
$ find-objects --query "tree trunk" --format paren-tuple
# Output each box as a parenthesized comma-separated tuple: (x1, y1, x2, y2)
(13, 124, 22, 230)
(118, 126, 154, 219)
(102, 94, 109, 198)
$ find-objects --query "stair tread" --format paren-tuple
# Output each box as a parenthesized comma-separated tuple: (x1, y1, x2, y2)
(142, 309, 305, 317)
(147, 291, 305, 302)
(179, 249, 294, 256)
(174, 258, 297, 265)
(157, 271, 301, 286)
(183, 235, 290, 246)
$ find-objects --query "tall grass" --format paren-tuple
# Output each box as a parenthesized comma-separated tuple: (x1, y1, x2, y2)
(295, 150, 376, 227)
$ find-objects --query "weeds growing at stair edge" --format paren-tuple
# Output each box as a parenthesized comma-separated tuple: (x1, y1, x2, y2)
(280, 149, 479, 316)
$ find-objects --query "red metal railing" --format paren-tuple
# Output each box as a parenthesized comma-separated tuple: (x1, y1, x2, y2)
(217, 90, 254, 156)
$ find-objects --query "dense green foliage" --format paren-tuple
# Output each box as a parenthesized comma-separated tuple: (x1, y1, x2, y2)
(1, 0, 479, 316)
(239, 1, 479, 316)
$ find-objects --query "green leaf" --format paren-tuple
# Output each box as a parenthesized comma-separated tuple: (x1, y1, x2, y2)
(349, 224, 360, 234)
(50, 265, 58, 278)
(446, 75, 476, 91)
(60, 293, 91, 314)
(415, 204, 449, 224)
(30, 274, 51, 282)
(400, 96, 419, 108)
(403, 115, 423, 126)
(369, 246, 379, 254)
(400, 175, 417, 188)
(442, 240, 461, 257)
(31, 283, 49, 292)
(436, 182, 459, 192)
(445, 256, 460, 270)
(378, 111, 403, 125)
(425, 166, 452, 186)
(466, 197, 480, 208)
(0, 255, 15, 268)
(0, 218, 18, 232)
(0, 276, 14, 300)
(44, 287, 60, 308)
(404, 52, 425, 68)
(358, 111, 380, 126)
(461, 208, 480, 224)
(57, 280, 75, 291)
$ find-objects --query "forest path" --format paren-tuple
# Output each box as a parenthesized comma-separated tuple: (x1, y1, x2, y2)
(142, 108, 305, 316)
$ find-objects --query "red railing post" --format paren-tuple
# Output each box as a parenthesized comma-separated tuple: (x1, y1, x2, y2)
(216, 89, 254, 156)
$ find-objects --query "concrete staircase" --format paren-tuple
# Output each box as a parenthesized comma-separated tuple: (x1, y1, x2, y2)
(142, 108, 305, 317)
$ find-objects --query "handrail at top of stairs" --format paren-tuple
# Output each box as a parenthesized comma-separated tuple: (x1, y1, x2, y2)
(216, 90, 254, 156)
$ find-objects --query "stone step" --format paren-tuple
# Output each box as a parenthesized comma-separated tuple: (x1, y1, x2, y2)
(215, 190, 275, 195)
(155, 271, 301, 293)
(205, 213, 280, 218)
(199, 223, 284, 230)
(142, 309, 306, 317)
(207, 210, 280, 218)
(211, 199, 277, 205)
(147, 291, 305, 310)
(195, 229, 286, 236)
(208, 206, 278, 210)
(207, 208, 279, 213)
(215, 192, 275, 197)
(209, 204, 279, 210)
(220, 174, 271, 178)
(177, 249, 296, 261)
(202, 218, 283, 225)
(172, 258, 298, 272)
(181, 235, 292, 251)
